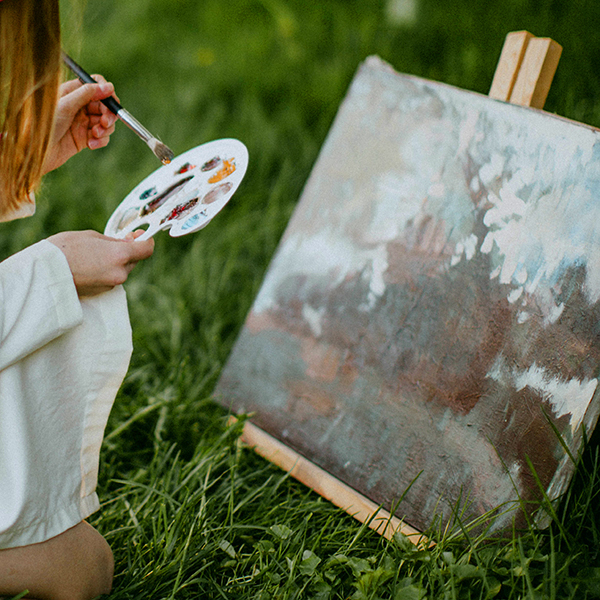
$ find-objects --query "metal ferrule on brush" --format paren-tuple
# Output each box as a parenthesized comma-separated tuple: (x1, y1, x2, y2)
(116, 109, 153, 143)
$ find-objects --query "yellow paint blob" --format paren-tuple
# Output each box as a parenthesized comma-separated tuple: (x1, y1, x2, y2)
(208, 158, 235, 183)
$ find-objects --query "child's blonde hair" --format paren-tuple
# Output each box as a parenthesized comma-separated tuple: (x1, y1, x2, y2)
(0, 0, 61, 218)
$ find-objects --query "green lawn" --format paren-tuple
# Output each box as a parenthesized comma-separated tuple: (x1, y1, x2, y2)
(5, 0, 600, 597)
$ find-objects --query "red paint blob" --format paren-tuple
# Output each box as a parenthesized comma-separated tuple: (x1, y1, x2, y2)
(160, 197, 200, 224)
(176, 162, 196, 174)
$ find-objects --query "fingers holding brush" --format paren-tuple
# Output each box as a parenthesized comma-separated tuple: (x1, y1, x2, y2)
(44, 76, 121, 173)
(60, 75, 120, 131)
(60, 75, 119, 148)
(80, 75, 121, 143)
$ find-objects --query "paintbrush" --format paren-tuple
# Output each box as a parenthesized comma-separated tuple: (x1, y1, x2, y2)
(62, 52, 175, 165)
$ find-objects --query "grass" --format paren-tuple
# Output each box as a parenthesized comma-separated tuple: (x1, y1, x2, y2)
(4, 0, 600, 597)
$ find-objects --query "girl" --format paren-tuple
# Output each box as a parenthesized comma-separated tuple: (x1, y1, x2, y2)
(0, 0, 155, 597)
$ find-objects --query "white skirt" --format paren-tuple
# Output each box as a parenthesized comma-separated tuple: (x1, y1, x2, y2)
(0, 241, 132, 548)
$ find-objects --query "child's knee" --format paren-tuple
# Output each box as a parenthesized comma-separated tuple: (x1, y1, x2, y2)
(0, 521, 114, 600)
(94, 531, 114, 597)
(70, 521, 114, 599)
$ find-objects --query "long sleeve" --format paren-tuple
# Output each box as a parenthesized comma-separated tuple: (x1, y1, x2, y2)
(0, 243, 132, 548)
(0, 239, 83, 371)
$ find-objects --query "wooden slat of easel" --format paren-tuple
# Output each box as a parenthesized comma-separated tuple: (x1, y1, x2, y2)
(236, 31, 562, 543)
(490, 30, 562, 109)
(237, 420, 425, 542)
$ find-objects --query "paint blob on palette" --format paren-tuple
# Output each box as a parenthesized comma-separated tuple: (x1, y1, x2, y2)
(104, 139, 248, 240)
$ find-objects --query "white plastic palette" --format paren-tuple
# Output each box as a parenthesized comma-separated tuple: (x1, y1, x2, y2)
(105, 138, 248, 240)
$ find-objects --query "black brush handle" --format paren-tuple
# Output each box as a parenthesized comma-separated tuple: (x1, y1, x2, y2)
(62, 52, 123, 115)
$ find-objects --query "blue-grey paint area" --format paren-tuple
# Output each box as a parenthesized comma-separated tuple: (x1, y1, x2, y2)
(216, 56, 600, 533)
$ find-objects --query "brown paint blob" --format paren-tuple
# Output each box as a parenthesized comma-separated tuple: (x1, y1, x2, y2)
(202, 182, 233, 205)
(201, 156, 221, 172)
(139, 175, 194, 216)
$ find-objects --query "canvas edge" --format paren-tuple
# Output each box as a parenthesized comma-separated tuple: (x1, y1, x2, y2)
(364, 54, 600, 132)
(228, 416, 427, 545)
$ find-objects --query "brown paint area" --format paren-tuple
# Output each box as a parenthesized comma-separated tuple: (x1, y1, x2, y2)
(286, 380, 338, 421)
(139, 175, 194, 216)
(314, 232, 514, 415)
(300, 338, 342, 382)
(201, 156, 220, 172)
(517, 265, 600, 382)
(202, 182, 233, 205)
(493, 386, 564, 498)
(231, 231, 594, 531)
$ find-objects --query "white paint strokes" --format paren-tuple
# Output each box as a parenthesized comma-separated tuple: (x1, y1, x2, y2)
(515, 363, 598, 435)
(457, 109, 483, 157)
(451, 233, 478, 266)
(366, 248, 389, 309)
(483, 188, 527, 230)
(480, 185, 600, 318)
(545, 302, 565, 326)
(302, 304, 326, 337)
(449, 150, 600, 323)
(365, 172, 426, 244)
(253, 228, 390, 320)
(479, 153, 505, 186)
(441, 108, 600, 321)
(487, 357, 598, 434)
(507, 287, 523, 303)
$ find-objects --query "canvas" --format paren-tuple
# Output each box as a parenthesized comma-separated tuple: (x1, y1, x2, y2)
(215, 56, 600, 534)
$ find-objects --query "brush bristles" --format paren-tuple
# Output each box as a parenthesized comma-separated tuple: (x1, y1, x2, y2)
(148, 138, 175, 165)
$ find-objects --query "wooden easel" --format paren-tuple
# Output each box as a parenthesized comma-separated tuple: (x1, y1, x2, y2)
(234, 31, 563, 544)
(489, 31, 562, 109)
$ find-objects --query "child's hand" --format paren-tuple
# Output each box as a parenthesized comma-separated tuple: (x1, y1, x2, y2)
(47, 230, 155, 297)
(43, 77, 119, 173)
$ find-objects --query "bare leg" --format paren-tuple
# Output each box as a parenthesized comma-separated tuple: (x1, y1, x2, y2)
(0, 521, 113, 600)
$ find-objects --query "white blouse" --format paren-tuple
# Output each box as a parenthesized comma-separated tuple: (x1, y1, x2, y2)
(0, 239, 132, 548)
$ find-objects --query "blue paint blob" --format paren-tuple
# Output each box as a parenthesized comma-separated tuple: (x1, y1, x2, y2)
(140, 186, 157, 200)
(182, 214, 201, 230)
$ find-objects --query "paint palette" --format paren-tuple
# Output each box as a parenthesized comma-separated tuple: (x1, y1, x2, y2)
(105, 139, 248, 240)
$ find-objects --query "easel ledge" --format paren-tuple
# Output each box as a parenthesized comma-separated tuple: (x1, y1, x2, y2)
(231, 418, 425, 543)
(231, 29, 562, 545)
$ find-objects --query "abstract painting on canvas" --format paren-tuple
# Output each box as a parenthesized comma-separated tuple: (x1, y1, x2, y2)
(216, 56, 600, 534)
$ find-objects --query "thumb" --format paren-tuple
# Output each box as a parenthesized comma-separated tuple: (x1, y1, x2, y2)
(58, 81, 115, 118)
(127, 237, 155, 261)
